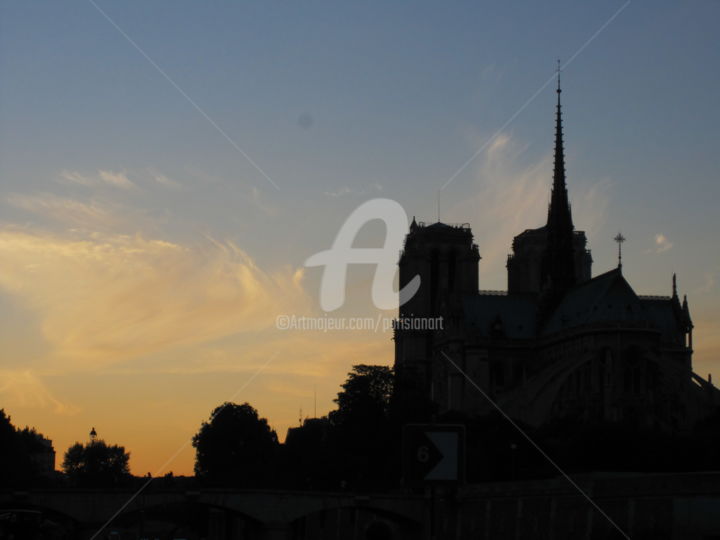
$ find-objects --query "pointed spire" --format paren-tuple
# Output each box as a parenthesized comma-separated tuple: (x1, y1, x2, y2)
(547, 60, 573, 232)
(672, 273, 678, 299)
(554, 59, 565, 190)
(683, 293, 693, 324)
(541, 60, 576, 298)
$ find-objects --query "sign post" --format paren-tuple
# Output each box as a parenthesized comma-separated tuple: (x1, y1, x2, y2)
(402, 424, 465, 540)
(402, 424, 465, 486)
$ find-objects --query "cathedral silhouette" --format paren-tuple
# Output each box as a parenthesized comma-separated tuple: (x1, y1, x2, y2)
(394, 79, 719, 431)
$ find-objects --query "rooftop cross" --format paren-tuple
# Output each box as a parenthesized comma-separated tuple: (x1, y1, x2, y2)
(614, 232, 626, 269)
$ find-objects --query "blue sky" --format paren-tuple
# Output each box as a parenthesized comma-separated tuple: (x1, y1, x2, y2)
(1, 0, 718, 474)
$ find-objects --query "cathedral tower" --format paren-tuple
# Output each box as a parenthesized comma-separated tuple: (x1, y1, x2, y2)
(394, 220, 480, 412)
(507, 74, 592, 296)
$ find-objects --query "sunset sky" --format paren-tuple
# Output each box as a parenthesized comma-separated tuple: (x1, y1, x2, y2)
(1, 1, 719, 476)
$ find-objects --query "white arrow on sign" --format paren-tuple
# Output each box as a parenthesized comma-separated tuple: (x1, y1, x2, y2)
(424, 431, 458, 481)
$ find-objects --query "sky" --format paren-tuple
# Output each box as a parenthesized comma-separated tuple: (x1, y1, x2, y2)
(1, 0, 719, 476)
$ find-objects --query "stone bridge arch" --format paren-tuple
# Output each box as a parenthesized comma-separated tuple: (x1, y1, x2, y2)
(0, 489, 426, 539)
(0, 501, 81, 539)
(108, 499, 266, 540)
(288, 504, 423, 540)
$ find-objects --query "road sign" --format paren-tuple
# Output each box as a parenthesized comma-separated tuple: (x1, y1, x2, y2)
(402, 424, 465, 486)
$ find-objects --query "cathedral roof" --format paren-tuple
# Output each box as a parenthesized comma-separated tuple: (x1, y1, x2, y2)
(425, 222, 455, 230)
(421, 222, 472, 236)
(542, 268, 648, 335)
(463, 293, 537, 338)
(461, 268, 687, 342)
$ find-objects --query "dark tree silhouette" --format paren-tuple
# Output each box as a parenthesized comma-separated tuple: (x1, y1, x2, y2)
(62, 439, 131, 487)
(192, 402, 278, 486)
(0, 409, 54, 486)
(0, 409, 21, 485)
(327, 365, 399, 490)
(330, 364, 393, 426)
(0, 409, 14, 446)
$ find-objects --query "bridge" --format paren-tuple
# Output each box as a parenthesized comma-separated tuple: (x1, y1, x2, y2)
(4, 472, 720, 539)
(0, 487, 424, 539)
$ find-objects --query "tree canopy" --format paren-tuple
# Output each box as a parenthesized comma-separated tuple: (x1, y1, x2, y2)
(62, 439, 131, 487)
(192, 402, 278, 486)
(0, 409, 54, 487)
(326, 365, 399, 489)
(330, 364, 394, 426)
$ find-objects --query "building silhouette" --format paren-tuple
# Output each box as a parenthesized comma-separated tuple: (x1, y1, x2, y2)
(394, 80, 719, 431)
(27, 435, 55, 476)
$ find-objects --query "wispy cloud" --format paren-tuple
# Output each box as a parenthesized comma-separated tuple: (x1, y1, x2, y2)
(448, 133, 611, 286)
(58, 169, 188, 191)
(98, 170, 135, 189)
(644, 233, 674, 255)
(0, 229, 310, 368)
(654, 233, 673, 253)
(113, 330, 390, 380)
(480, 62, 501, 82)
(322, 183, 384, 198)
(153, 173, 181, 189)
(59, 170, 97, 187)
(248, 186, 278, 216)
(0, 370, 79, 415)
(6, 193, 117, 229)
(695, 271, 716, 295)
(59, 169, 136, 189)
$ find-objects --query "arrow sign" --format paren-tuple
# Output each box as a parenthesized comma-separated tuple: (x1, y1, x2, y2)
(402, 424, 465, 486)
(425, 431, 458, 480)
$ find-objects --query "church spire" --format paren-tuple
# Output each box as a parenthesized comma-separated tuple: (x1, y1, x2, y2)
(541, 61, 576, 297)
(547, 61, 573, 232)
